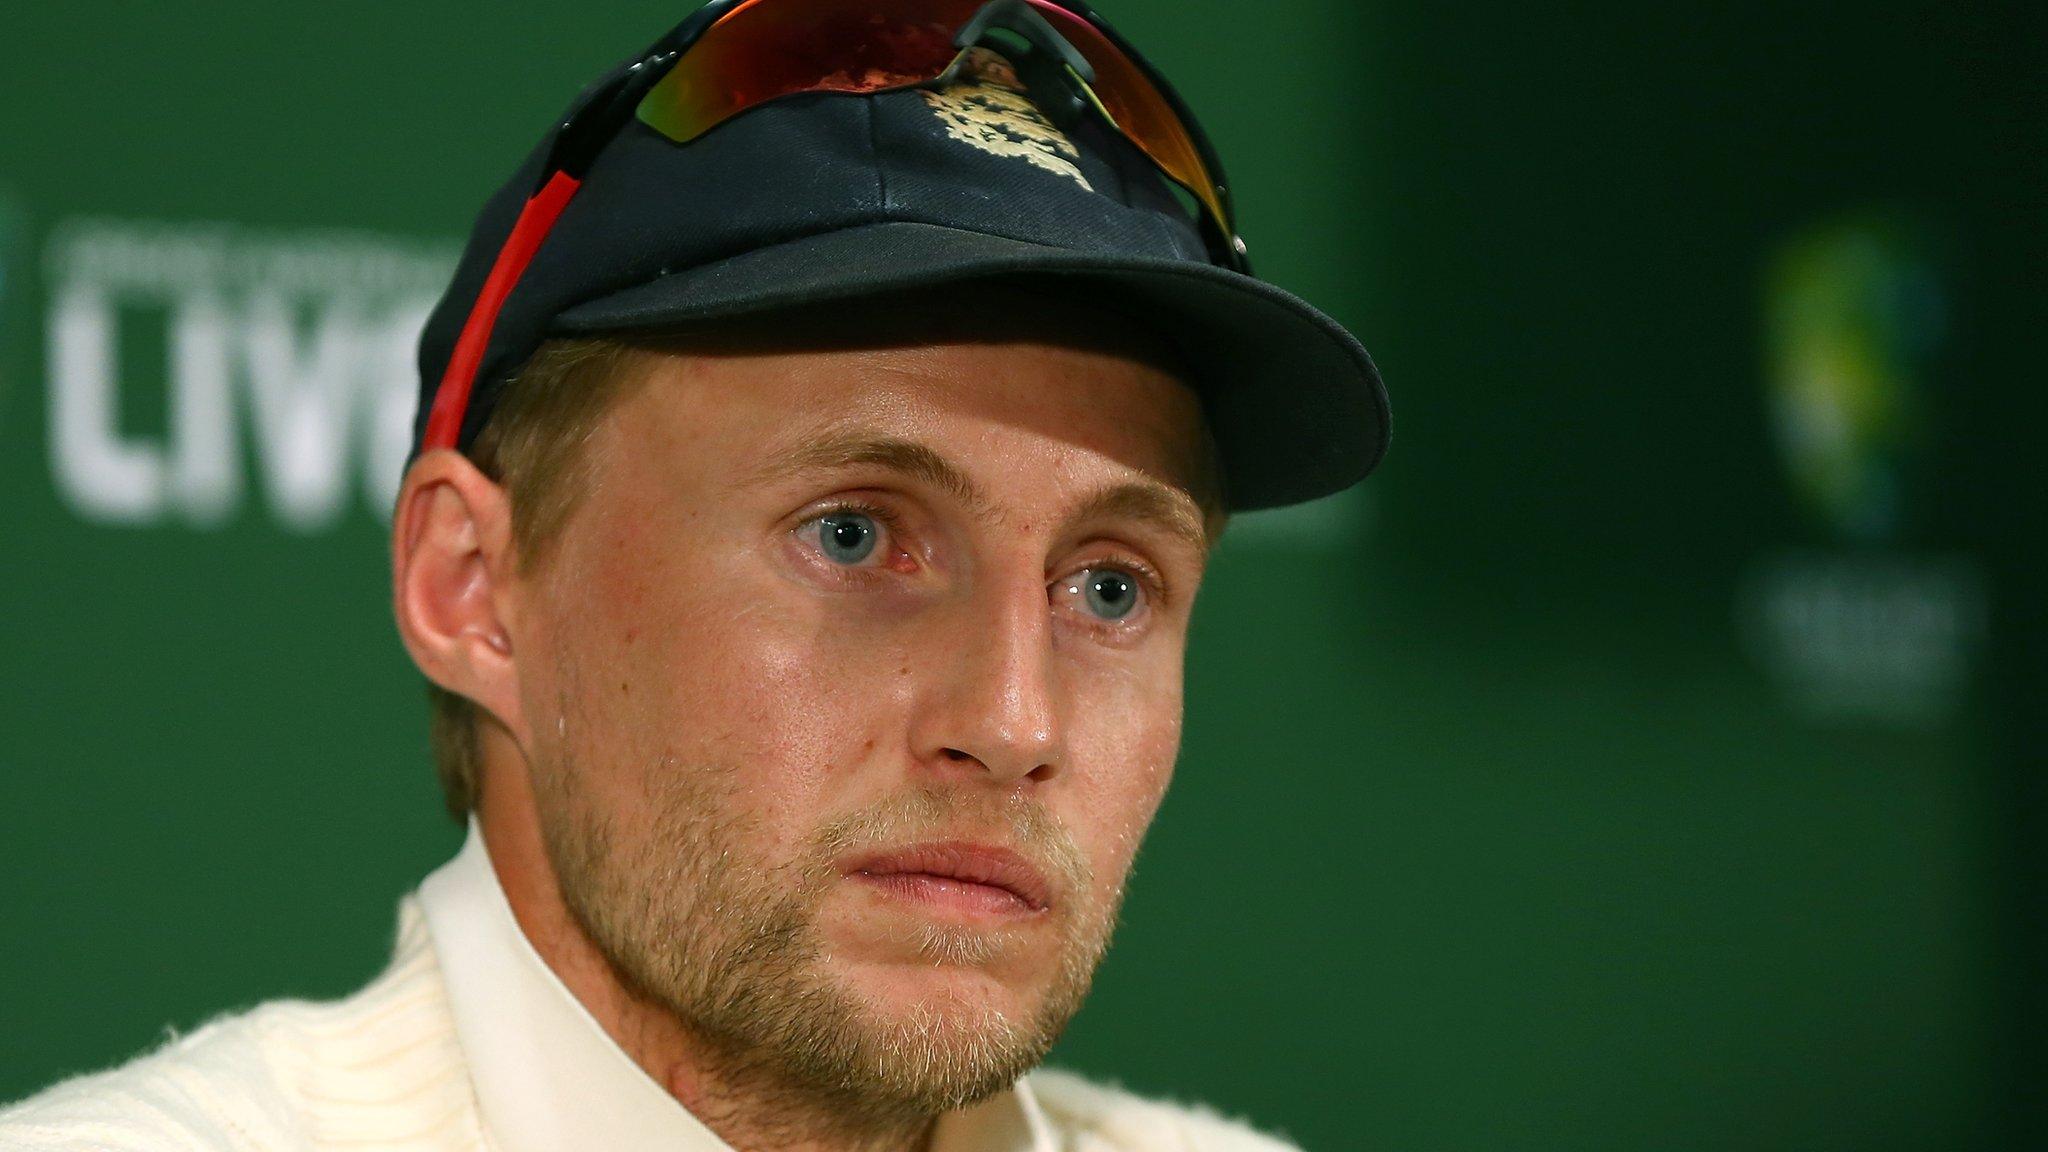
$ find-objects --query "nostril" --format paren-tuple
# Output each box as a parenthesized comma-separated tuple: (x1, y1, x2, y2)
(931, 740, 1058, 783)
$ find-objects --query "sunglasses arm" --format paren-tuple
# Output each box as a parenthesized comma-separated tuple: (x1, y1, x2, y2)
(418, 170, 582, 451)
(425, 2, 743, 453)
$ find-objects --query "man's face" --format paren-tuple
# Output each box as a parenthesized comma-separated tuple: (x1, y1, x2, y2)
(509, 308, 1214, 1119)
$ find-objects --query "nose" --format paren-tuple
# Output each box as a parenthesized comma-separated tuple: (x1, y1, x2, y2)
(909, 573, 1065, 786)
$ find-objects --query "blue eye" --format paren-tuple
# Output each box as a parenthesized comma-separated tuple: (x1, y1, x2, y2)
(1069, 568, 1141, 621)
(815, 511, 879, 564)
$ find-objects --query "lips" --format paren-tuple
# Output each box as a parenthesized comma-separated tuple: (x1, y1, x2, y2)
(841, 842, 1052, 913)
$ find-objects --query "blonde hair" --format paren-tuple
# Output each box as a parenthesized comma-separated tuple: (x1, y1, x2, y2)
(424, 338, 647, 818)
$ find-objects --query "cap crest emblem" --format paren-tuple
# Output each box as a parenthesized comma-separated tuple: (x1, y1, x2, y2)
(918, 48, 1094, 191)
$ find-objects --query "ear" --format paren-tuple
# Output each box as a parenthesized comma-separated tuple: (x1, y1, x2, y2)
(391, 448, 531, 750)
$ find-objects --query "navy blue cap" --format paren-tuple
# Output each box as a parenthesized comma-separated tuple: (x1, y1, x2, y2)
(416, 53, 1388, 510)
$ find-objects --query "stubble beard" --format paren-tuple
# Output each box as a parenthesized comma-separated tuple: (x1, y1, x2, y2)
(530, 741, 1124, 1134)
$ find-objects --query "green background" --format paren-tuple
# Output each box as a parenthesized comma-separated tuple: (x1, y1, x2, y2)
(3, 2, 2040, 1149)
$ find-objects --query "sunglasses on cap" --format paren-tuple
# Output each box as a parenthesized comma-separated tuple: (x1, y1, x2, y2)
(421, 0, 1246, 453)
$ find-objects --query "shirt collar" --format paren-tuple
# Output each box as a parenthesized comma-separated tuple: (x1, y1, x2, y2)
(417, 818, 1055, 1152)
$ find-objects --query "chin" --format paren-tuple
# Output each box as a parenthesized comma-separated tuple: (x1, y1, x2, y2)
(838, 962, 1056, 1086)
(838, 939, 1047, 1012)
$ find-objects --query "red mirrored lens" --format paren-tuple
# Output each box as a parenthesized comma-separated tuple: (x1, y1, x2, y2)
(636, 0, 1232, 235)
(1024, 2, 1229, 233)
(638, 0, 961, 139)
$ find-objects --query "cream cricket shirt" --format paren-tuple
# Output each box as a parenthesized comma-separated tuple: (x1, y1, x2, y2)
(0, 825, 1302, 1151)
(418, 821, 1053, 1152)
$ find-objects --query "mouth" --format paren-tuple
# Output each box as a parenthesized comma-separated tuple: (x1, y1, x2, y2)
(840, 842, 1052, 917)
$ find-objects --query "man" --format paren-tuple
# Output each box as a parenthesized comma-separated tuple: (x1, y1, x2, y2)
(1, 2, 1386, 1149)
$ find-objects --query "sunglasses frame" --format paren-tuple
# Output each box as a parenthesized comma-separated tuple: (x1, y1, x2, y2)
(421, 0, 1245, 453)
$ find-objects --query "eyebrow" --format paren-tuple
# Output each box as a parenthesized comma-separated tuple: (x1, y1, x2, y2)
(740, 427, 1212, 557)
(1064, 481, 1211, 559)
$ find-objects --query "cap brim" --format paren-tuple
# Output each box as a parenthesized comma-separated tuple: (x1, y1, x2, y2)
(550, 220, 1388, 511)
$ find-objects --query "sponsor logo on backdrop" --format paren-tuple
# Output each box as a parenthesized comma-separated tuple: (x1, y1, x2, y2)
(28, 215, 1363, 547)
(1736, 211, 1982, 728)
(40, 218, 457, 531)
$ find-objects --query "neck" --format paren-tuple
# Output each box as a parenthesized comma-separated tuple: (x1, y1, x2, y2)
(473, 741, 939, 1152)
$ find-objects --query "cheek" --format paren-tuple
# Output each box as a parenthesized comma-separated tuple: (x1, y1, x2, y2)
(1060, 658, 1184, 881)
(553, 525, 917, 842)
